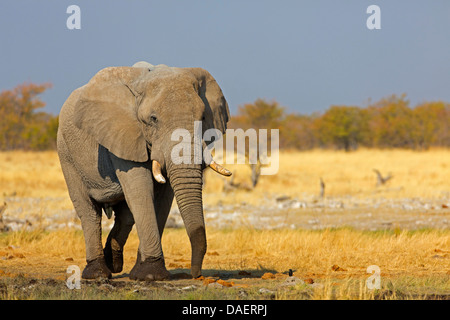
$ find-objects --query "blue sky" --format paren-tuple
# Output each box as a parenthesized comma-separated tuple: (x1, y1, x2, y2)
(1, 1, 449, 115)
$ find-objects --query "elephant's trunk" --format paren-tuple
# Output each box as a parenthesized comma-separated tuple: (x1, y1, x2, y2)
(168, 165, 205, 278)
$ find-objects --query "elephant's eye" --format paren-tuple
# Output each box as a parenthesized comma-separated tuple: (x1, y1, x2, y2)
(150, 115, 158, 123)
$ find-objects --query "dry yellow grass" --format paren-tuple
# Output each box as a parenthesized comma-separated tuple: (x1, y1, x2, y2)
(1, 149, 449, 205)
(204, 148, 450, 205)
(1, 228, 448, 285)
(0, 151, 68, 198)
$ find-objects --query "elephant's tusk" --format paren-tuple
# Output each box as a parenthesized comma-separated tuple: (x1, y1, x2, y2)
(152, 160, 166, 184)
(208, 160, 232, 177)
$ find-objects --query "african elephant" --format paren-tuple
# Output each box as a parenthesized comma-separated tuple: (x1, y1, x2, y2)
(57, 62, 231, 281)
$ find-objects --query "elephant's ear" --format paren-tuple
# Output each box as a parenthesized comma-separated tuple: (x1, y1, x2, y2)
(73, 67, 149, 162)
(185, 68, 230, 136)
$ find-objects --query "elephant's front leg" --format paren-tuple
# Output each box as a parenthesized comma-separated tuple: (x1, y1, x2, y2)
(111, 157, 170, 281)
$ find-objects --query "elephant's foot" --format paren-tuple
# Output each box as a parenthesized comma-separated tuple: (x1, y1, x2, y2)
(129, 256, 171, 281)
(81, 257, 112, 280)
(191, 265, 202, 279)
(104, 245, 124, 273)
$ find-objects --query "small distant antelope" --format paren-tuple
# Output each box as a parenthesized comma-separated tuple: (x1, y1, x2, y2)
(373, 169, 393, 186)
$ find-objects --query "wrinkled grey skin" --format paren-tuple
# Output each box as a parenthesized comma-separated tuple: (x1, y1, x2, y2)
(57, 62, 230, 280)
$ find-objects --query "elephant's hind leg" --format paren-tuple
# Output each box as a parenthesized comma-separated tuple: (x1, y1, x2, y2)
(104, 201, 135, 273)
(59, 158, 111, 280)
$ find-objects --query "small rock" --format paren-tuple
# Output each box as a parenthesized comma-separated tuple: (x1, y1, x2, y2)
(207, 282, 224, 289)
(304, 278, 314, 284)
(261, 272, 275, 280)
(181, 285, 197, 291)
(21, 284, 36, 291)
(280, 276, 305, 287)
(259, 288, 275, 294)
(238, 289, 248, 298)
(162, 284, 177, 291)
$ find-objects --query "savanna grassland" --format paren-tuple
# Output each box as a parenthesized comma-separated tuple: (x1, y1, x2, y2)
(0, 150, 449, 300)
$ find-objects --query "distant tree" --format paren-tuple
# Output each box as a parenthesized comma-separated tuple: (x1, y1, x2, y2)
(229, 98, 285, 130)
(314, 105, 369, 151)
(412, 101, 450, 149)
(223, 95, 450, 152)
(281, 113, 318, 150)
(227, 99, 286, 160)
(367, 94, 414, 148)
(22, 112, 59, 150)
(0, 82, 56, 150)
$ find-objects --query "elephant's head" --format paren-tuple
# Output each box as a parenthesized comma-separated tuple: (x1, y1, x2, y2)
(72, 63, 231, 277)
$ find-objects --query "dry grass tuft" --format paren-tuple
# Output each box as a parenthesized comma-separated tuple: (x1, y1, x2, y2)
(1, 228, 448, 281)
